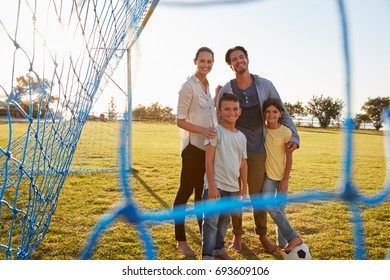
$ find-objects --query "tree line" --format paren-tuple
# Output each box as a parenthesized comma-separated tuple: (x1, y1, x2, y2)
(2, 75, 389, 130)
(284, 95, 389, 130)
(130, 95, 389, 131)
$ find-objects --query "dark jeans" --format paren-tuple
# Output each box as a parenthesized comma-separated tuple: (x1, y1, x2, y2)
(202, 188, 234, 257)
(231, 153, 267, 236)
(173, 143, 205, 241)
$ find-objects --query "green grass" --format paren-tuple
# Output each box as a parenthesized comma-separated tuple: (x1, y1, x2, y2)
(1, 122, 389, 260)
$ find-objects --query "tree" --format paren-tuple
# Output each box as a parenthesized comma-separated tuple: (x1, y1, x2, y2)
(284, 101, 306, 126)
(284, 101, 306, 119)
(160, 105, 176, 122)
(12, 74, 56, 118)
(361, 96, 390, 130)
(284, 102, 295, 117)
(146, 102, 164, 119)
(132, 104, 147, 120)
(285, 101, 306, 126)
(353, 113, 371, 130)
(306, 95, 344, 128)
(107, 96, 117, 120)
(132, 102, 175, 122)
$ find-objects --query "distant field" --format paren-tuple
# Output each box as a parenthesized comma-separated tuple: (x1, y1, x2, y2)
(1, 122, 389, 260)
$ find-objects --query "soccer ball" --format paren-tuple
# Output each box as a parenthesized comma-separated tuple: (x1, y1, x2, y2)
(282, 243, 312, 260)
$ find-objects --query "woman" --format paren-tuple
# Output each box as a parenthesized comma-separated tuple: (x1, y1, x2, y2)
(174, 47, 218, 257)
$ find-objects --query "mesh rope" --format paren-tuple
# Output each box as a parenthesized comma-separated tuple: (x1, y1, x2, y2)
(0, 0, 158, 260)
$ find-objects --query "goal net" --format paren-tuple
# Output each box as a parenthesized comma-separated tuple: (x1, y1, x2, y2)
(0, 0, 157, 260)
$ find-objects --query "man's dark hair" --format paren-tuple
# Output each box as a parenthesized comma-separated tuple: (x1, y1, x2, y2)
(225, 46, 248, 65)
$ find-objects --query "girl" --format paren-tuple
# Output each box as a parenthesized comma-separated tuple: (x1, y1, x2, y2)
(262, 98, 303, 253)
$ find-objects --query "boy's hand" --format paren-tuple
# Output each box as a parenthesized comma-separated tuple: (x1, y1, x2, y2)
(208, 187, 220, 200)
(239, 186, 247, 200)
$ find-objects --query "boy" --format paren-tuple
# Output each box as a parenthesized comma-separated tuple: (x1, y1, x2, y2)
(202, 93, 248, 260)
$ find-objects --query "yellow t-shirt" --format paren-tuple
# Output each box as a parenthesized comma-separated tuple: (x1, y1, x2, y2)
(265, 124, 292, 181)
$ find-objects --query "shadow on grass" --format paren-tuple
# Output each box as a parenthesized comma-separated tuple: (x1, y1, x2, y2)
(237, 243, 262, 260)
(132, 169, 205, 260)
(175, 226, 202, 260)
(132, 169, 170, 209)
(131, 169, 283, 260)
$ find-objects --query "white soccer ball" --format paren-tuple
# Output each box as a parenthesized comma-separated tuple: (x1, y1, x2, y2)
(282, 243, 312, 260)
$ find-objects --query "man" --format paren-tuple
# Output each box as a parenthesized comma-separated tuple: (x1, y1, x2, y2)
(215, 46, 299, 255)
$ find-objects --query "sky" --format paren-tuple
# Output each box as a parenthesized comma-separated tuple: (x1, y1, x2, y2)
(95, 0, 390, 117)
(0, 0, 389, 117)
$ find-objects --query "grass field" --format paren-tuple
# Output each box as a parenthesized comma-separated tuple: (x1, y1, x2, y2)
(1, 122, 389, 260)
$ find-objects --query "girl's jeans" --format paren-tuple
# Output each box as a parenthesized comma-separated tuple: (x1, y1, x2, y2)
(262, 176, 299, 247)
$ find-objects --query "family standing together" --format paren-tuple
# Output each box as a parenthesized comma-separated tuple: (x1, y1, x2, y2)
(174, 46, 303, 260)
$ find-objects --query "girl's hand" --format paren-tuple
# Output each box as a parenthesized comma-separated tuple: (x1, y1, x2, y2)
(278, 179, 289, 193)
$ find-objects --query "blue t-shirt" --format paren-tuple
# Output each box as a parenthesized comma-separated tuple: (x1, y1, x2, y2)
(231, 77, 265, 154)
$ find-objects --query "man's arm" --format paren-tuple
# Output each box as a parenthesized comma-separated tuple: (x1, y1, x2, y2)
(215, 82, 232, 109)
(280, 110, 300, 150)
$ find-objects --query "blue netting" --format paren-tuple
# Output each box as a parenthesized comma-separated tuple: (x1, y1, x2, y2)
(0, 0, 158, 260)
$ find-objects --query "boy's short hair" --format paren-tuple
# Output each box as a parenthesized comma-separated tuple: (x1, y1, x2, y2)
(218, 92, 239, 109)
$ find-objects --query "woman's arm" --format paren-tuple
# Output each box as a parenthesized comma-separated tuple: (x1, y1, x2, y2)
(177, 119, 216, 139)
(205, 143, 219, 200)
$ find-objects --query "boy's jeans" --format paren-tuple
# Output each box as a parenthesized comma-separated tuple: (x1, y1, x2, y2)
(262, 177, 299, 248)
(202, 188, 235, 258)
